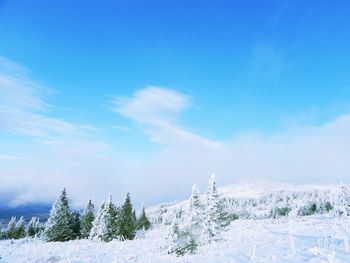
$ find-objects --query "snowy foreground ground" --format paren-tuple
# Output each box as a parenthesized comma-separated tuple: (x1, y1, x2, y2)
(1, 215, 350, 263)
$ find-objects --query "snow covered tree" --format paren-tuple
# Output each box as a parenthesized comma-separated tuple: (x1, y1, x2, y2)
(71, 211, 81, 239)
(80, 200, 95, 239)
(5, 217, 17, 239)
(188, 184, 203, 231)
(166, 216, 197, 256)
(119, 192, 136, 240)
(339, 184, 350, 216)
(105, 194, 120, 241)
(202, 174, 222, 243)
(89, 195, 119, 242)
(27, 217, 41, 237)
(13, 216, 26, 239)
(89, 201, 109, 241)
(136, 207, 151, 230)
(44, 188, 75, 242)
(132, 210, 137, 228)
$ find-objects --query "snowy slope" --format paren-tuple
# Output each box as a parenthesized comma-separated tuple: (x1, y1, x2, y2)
(147, 181, 348, 225)
(1, 215, 350, 262)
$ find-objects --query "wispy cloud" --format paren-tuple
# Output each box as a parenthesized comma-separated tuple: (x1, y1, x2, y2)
(112, 86, 189, 125)
(111, 86, 220, 148)
(0, 57, 111, 206)
(0, 57, 82, 137)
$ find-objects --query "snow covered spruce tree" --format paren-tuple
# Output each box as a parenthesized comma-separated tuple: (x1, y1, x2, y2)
(13, 216, 26, 239)
(188, 184, 203, 233)
(71, 211, 81, 239)
(27, 217, 42, 237)
(165, 184, 203, 256)
(106, 194, 120, 241)
(166, 216, 197, 256)
(338, 184, 350, 216)
(89, 201, 109, 241)
(202, 174, 223, 243)
(89, 195, 119, 242)
(136, 206, 151, 230)
(119, 192, 136, 240)
(44, 188, 75, 242)
(80, 199, 95, 239)
(4, 217, 17, 239)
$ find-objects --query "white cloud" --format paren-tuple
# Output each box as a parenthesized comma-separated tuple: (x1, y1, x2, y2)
(112, 86, 189, 125)
(0, 57, 83, 137)
(0, 57, 112, 206)
(111, 86, 220, 148)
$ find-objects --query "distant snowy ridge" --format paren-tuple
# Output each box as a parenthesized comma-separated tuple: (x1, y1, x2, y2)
(147, 181, 350, 225)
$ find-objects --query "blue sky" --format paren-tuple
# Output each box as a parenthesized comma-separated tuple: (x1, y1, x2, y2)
(1, 0, 350, 206)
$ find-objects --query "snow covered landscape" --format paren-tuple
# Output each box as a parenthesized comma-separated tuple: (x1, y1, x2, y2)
(2, 1, 350, 262)
(1, 179, 350, 263)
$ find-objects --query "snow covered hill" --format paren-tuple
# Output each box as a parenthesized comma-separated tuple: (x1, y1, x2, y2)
(147, 181, 349, 225)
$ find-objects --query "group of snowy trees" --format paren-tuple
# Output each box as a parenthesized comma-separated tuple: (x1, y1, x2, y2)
(0, 189, 150, 242)
(166, 174, 232, 256)
(44, 189, 150, 242)
(0, 216, 43, 240)
(87, 192, 147, 242)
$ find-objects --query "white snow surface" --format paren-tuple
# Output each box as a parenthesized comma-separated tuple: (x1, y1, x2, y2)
(1, 215, 350, 262)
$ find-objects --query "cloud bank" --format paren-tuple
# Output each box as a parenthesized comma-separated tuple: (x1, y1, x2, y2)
(1, 57, 350, 208)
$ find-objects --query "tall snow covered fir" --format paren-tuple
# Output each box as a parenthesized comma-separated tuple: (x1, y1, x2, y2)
(89, 201, 109, 241)
(119, 192, 136, 240)
(27, 217, 41, 238)
(136, 206, 151, 230)
(80, 199, 95, 239)
(44, 189, 75, 242)
(202, 174, 222, 243)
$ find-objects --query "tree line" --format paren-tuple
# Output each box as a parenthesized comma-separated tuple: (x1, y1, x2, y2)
(0, 190, 150, 242)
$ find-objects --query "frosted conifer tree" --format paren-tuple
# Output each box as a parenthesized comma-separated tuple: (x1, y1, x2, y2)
(166, 216, 197, 256)
(89, 195, 120, 242)
(89, 201, 109, 241)
(5, 217, 17, 239)
(339, 184, 350, 216)
(44, 188, 74, 242)
(136, 206, 151, 230)
(27, 217, 39, 237)
(187, 184, 203, 240)
(106, 194, 119, 241)
(14, 216, 26, 239)
(202, 174, 221, 243)
(119, 192, 136, 240)
(71, 211, 81, 239)
(166, 217, 181, 255)
(80, 199, 95, 239)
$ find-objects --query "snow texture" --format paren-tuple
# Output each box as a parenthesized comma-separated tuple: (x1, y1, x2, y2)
(1, 216, 350, 262)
